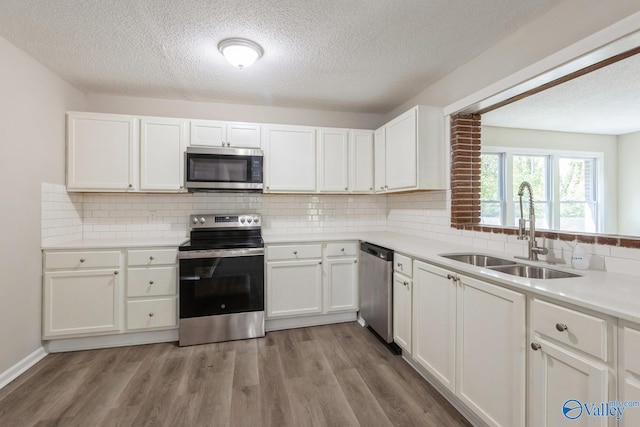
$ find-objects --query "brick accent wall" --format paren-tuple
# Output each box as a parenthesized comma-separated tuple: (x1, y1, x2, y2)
(450, 114, 481, 228)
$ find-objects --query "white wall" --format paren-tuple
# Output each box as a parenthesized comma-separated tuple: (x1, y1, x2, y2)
(618, 131, 640, 235)
(0, 36, 85, 375)
(85, 94, 385, 130)
(482, 126, 619, 234)
(387, 0, 640, 116)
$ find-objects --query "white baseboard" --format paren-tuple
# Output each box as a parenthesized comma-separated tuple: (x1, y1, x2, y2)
(45, 329, 178, 353)
(0, 346, 48, 391)
(266, 312, 357, 332)
(402, 354, 486, 427)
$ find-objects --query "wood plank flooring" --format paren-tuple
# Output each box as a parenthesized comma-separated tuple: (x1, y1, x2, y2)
(0, 322, 471, 426)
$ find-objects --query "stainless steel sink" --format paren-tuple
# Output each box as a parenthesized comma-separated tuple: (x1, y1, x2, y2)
(490, 264, 581, 279)
(440, 253, 518, 267)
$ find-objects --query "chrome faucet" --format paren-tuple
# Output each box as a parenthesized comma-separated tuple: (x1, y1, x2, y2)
(516, 181, 548, 261)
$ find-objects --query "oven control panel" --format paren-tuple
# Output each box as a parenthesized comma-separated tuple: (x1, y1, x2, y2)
(189, 214, 261, 229)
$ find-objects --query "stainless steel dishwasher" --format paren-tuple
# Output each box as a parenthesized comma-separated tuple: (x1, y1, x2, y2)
(359, 242, 400, 353)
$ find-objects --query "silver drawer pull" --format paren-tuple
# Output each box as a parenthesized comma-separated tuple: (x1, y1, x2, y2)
(403, 281, 409, 286)
(531, 342, 542, 351)
(148, 313, 154, 317)
(397, 262, 402, 268)
(293, 251, 298, 255)
(149, 281, 154, 285)
(80, 258, 86, 263)
(555, 323, 568, 332)
(114, 271, 119, 275)
(341, 248, 345, 252)
(149, 256, 155, 261)
(354, 260, 357, 263)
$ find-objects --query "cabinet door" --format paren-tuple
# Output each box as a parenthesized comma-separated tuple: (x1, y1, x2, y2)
(385, 108, 417, 191)
(457, 275, 526, 427)
(67, 112, 138, 191)
(318, 128, 349, 193)
(530, 338, 609, 427)
(619, 324, 640, 427)
(190, 120, 227, 147)
(349, 130, 374, 193)
(263, 125, 316, 192)
(374, 127, 386, 192)
(227, 122, 261, 148)
(43, 269, 122, 337)
(140, 117, 187, 191)
(393, 272, 412, 354)
(325, 258, 358, 313)
(412, 261, 456, 391)
(267, 260, 322, 317)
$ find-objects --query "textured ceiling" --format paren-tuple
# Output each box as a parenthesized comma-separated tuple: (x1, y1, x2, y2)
(483, 53, 640, 135)
(0, 0, 562, 114)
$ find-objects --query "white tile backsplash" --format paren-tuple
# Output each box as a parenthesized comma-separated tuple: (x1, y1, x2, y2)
(41, 184, 640, 277)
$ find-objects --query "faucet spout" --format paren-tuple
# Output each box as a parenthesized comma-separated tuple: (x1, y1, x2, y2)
(516, 181, 548, 261)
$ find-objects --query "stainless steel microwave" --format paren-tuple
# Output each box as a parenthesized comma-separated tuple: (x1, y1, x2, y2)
(184, 147, 263, 192)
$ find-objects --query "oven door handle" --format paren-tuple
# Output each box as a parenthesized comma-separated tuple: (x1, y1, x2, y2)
(178, 247, 265, 259)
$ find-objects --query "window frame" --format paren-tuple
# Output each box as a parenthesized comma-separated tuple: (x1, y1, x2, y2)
(480, 146, 604, 233)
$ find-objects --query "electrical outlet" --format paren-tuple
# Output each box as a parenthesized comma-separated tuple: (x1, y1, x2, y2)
(149, 210, 158, 222)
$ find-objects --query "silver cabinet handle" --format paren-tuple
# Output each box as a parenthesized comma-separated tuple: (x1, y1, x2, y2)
(354, 260, 357, 263)
(149, 280, 154, 285)
(114, 271, 119, 275)
(447, 274, 455, 280)
(397, 262, 402, 268)
(128, 184, 133, 188)
(341, 248, 345, 252)
(293, 251, 298, 255)
(319, 261, 322, 265)
(345, 187, 348, 191)
(80, 258, 85, 263)
(267, 186, 270, 190)
(531, 342, 542, 351)
(369, 187, 373, 190)
(556, 323, 568, 332)
(403, 281, 409, 286)
(149, 256, 155, 261)
(149, 313, 154, 317)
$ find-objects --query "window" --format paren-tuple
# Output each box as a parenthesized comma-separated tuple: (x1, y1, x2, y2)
(480, 149, 600, 233)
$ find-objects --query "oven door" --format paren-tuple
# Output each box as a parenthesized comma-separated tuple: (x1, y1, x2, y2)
(185, 147, 263, 191)
(179, 248, 264, 319)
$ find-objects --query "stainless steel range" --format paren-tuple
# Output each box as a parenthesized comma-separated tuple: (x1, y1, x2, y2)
(178, 213, 265, 346)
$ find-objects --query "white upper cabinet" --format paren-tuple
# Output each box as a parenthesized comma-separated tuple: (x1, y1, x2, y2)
(377, 105, 445, 193)
(349, 130, 374, 193)
(140, 117, 187, 191)
(263, 124, 317, 192)
(385, 108, 417, 191)
(318, 128, 349, 193)
(190, 120, 260, 148)
(374, 126, 386, 192)
(67, 112, 138, 191)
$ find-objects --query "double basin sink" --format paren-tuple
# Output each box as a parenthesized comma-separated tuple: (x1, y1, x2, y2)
(440, 253, 580, 280)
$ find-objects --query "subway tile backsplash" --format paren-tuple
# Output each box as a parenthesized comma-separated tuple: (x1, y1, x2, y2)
(42, 183, 640, 276)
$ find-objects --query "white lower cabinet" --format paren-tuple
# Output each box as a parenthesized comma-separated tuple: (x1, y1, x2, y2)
(529, 298, 616, 427)
(266, 242, 358, 321)
(410, 260, 525, 427)
(393, 271, 412, 353)
(412, 261, 456, 392)
(325, 257, 358, 312)
(267, 260, 323, 317)
(44, 269, 122, 337)
(620, 322, 640, 427)
(43, 246, 178, 340)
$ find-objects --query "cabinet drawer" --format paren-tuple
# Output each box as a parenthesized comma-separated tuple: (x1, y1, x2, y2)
(623, 326, 640, 375)
(127, 266, 177, 297)
(128, 248, 177, 266)
(267, 244, 322, 261)
(127, 297, 177, 330)
(326, 242, 358, 257)
(531, 298, 608, 361)
(44, 250, 121, 270)
(394, 253, 413, 278)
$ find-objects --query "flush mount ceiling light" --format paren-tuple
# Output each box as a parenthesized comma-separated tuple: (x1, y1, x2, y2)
(218, 38, 263, 69)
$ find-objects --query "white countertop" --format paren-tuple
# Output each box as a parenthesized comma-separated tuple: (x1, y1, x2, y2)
(41, 237, 189, 250)
(264, 231, 640, 324)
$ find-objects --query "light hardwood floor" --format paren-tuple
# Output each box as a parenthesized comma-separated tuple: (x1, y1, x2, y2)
(0, 322, 471, 426)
